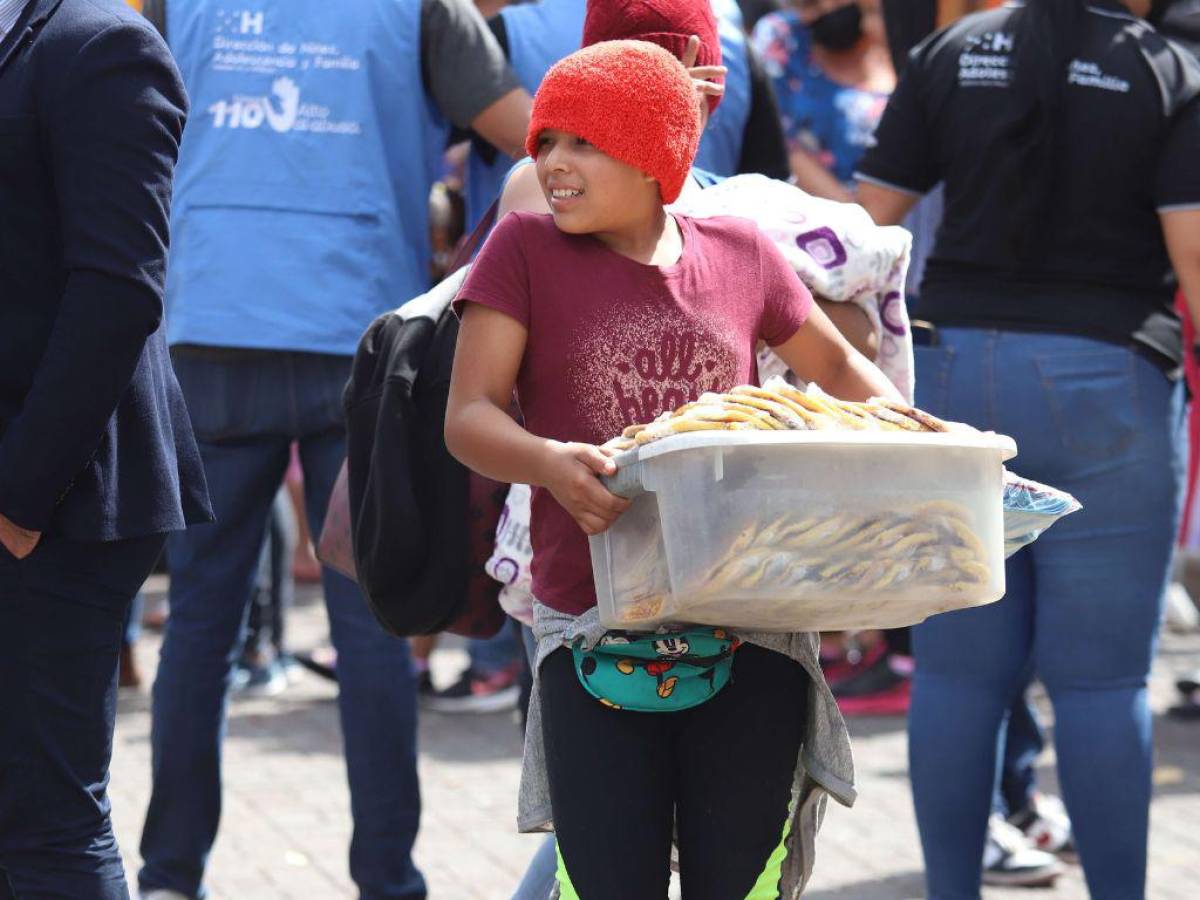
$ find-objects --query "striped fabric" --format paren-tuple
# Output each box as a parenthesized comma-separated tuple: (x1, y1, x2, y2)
(0, 0, 29, 42)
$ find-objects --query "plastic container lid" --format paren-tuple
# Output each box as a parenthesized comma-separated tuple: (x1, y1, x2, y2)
(639, 428, 1014, 458)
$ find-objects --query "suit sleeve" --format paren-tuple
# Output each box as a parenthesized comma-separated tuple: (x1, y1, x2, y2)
(0, 21, 187, 531)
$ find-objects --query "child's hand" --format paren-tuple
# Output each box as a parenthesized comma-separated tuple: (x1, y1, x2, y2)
(540, 442, 632, 536)
(681, 35, 726, 106)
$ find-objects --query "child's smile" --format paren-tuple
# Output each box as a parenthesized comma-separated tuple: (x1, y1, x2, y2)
(548, 184, 585, 213)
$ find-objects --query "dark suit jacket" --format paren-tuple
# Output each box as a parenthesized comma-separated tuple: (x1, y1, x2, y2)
(0, 0, 211, 540)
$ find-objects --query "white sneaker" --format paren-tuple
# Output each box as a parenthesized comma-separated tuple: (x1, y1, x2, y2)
(982, 814, 1063, 887)
(140, 891, 191, 900)
(1009, 792, 1075, 857)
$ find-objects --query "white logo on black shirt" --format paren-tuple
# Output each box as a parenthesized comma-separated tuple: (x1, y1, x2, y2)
(1068, 60, 1131, 94)
(958, 32, 1013, 88)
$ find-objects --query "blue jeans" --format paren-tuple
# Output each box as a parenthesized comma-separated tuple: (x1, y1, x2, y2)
(511, 834, 558, 900)
(512, 626, 557, 900)
(908, 329, 1184, 900)
(1, 533, 164, 899)
(468, 619, 521, 677)
(125, 591, 145, 646)
(139, 351, 425, 900)
(244, 491, 295, 659)
(994, 674, 1045, 817)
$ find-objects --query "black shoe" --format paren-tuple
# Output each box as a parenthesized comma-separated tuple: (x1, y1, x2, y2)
(1176, 668, 1200, 695)
(421, 665, 520, 714)
(1168, 698, 1200, 720)
(830, 650, 906, 698)
(294, 647, 338, 683)
(416, 669, 434, 698)
(982, 815, 1063, 887)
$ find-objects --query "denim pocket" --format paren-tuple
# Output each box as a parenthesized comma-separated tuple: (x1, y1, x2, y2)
(1033, 349, 1139, 459)
(913, 344, 956, 417)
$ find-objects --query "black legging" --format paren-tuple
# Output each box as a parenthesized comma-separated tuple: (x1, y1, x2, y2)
(539, 643, 808, 900)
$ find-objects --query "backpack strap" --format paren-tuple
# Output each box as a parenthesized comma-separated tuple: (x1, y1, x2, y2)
(446, 198, 499, 276)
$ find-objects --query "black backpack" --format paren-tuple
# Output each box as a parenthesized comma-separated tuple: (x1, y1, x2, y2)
(342, 270, 508, 638)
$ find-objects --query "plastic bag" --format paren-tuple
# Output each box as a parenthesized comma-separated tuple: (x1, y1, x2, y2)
(669, 173, 915, 400)
(486, 483, 536, 626)
(1002, 471, 1082, 558)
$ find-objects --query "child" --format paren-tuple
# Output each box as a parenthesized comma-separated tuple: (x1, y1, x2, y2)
(446, 40, 900, 899)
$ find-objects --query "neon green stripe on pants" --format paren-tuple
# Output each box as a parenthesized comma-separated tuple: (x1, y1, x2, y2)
(555, 840, 581, 900)
(744, 814, 792, 899)
(553, 816, 791, 900)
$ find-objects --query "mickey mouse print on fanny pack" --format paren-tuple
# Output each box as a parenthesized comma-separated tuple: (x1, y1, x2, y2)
(571, 629, 742, 712)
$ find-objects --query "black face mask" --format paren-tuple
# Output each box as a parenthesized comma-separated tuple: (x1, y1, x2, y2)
(809, 4, 864, 51)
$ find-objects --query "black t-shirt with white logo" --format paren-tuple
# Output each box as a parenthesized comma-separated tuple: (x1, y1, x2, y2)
(857, 1, 1200, 363)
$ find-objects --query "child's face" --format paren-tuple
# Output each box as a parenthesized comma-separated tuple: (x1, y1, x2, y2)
(533, 129, 660, 234)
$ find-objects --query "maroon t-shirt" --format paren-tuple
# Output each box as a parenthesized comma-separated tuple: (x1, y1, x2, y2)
(456, 211, 813, 615)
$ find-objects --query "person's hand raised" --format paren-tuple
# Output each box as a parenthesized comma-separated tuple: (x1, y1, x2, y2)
(681, 35, 726, 108)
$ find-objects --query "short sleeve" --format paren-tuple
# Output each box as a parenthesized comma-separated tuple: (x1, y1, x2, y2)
(421, 0, 520, 128)
(757, 230, 813, 347)
(454, 212, 531, 326)
(1156, 96, 1200, 212)
(855, 49, 939, 195)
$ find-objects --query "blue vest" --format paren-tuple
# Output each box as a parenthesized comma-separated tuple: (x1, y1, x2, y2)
(464, 0, 585, 230)
(165, 1, 448, 354)
(693, 6, 750, 177)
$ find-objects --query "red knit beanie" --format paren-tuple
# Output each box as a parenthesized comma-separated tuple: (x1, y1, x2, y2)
(526, 41, 702, 204)
(582, 0, 723, 112)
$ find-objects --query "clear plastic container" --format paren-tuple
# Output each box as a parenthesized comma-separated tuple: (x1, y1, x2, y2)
(590, 430, 1017, 632)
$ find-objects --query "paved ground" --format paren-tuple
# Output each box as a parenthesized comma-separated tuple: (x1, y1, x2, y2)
(111, 578, 1200, 899)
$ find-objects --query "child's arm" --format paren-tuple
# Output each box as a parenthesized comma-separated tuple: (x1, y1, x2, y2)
(772, 303, 905, 404)
(446, 303, 631, 536)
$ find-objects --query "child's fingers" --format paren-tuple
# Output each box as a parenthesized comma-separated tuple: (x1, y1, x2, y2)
(687, 65, 726, 81)
(681, 34, 700, 69)
(575, 510, 615, 536)
(694, 81, 726, 98)
(576, 500, 628, 535)
(574, 444, 618, 477)
(595, 488, 632, 517)
(576, 475, 627, 512)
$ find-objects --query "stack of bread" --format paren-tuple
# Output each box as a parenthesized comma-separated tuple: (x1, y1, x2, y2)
(603, 376, 958, 454)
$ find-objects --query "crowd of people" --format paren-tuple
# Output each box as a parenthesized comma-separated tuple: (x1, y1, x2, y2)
(2, 0, 1199, 898)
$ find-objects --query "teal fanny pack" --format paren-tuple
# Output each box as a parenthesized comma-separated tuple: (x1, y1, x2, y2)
(570, 628, 742, 712)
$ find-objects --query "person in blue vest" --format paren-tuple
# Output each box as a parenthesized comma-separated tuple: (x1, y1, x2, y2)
(0, 0, 212, 896)
(463, 0, 790, 231)
(134, 3, 532, 899)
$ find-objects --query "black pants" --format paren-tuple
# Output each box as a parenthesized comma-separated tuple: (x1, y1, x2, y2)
(539, 644, 808, 900)
(0, 532, 164, 899)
